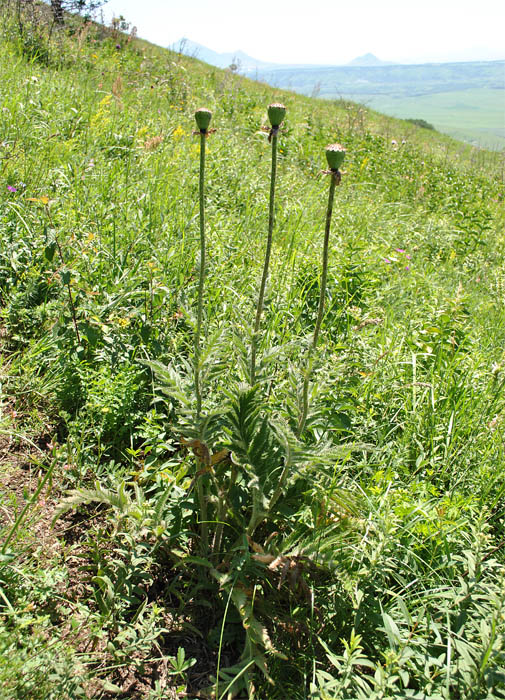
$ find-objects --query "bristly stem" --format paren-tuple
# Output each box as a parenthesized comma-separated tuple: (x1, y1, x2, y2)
(195, 128, 206, 420)
(251, 129, 277, 384)
(297, 168, 340, 438)
(193, 108, 212, 556)
(251, 103, 285, 385)
(193, 107, 212, 419)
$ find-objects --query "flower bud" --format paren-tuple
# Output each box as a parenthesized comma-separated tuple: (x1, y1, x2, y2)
(325, 143, 346, 171)
(267, 102, 286, 128)
(194, 108, 212, 132)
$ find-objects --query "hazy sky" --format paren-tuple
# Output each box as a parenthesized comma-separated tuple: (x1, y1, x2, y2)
(100, 0, 505, 65)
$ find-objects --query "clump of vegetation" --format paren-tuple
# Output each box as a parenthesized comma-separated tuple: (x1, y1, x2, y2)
(0, 4, 504, 700)
(406, 117, 436, 130)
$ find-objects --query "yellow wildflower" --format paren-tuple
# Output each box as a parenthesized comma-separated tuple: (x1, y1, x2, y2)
(172, 125, 185, 140)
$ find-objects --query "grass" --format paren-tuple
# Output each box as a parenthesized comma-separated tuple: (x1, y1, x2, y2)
(0, 6, 505, 699)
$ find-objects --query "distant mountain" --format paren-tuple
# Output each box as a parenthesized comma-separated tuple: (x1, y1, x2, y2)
(173, 39, 404, 74)
(171, 38, 345, 74)
(171, 38, 275, 72)
(348, 53, 395, 66)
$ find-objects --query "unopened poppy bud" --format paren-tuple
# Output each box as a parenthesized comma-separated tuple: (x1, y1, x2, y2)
(194, 108, 212, 132)
(267, 102, 286, 127)
(325, 143, 346, 171)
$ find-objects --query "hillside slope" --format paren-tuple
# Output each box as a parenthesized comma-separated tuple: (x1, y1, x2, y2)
(1, 10, 504, 699)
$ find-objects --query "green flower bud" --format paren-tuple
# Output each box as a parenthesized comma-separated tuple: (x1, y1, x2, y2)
(325, 143, 346, 171)
(194, 108, 212, 132)
(267, 102, 286, 128)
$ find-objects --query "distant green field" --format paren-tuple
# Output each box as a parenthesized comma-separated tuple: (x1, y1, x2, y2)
(257, 61, 505, 150)
(335, 88, 505, 150)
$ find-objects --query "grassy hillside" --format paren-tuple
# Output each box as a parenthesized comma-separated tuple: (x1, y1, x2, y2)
(1, 8, 505, 699)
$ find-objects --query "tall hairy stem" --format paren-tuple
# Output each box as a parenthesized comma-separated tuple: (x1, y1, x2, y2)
(251, 126, 280, 385)
(297, 171, 339, 438)
(193, 108, 212, 555)
(196, 131, 208, 553)
(195, 129, 206, 421)
(212, 466, 237, 560)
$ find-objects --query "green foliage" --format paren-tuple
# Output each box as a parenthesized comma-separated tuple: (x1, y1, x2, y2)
(309, 520, 505, 700)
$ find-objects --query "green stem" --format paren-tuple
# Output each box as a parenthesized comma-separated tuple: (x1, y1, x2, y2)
(297, 170, 338, 437)
(246, 483, 264, 537)
(264, 462, 290, 523)
(195, 130, 208, 555)
(197, 475, 208, 554)
(246, 461, 291, 540)
(251, 127, 278, 385)
(212, 466, 236, 559)
(195, 131, 206, 420)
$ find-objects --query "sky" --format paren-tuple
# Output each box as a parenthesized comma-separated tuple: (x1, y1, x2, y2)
(99, 0, 505, 65)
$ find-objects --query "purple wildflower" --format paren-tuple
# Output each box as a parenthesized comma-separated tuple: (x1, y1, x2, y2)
(395, 248, 405, 253)
(7, 185, 17, 193)
(384, 258, 391, 264)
